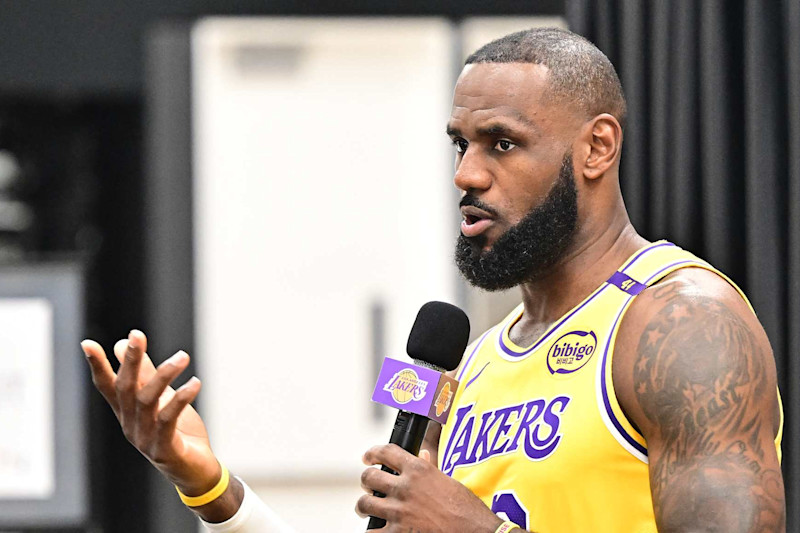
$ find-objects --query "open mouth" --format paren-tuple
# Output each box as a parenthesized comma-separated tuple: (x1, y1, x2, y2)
(464, 213, 482, 225)
(460, 206, 495, 237)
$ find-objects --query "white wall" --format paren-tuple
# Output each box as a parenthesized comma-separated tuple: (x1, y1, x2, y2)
(192, 17, 456, 532)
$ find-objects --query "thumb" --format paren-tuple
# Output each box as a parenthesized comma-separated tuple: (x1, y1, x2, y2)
(419, 449, 432, 464)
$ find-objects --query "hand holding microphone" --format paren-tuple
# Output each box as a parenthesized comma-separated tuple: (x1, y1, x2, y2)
(369, 301, 469, 473)
(357, 302, 511, 532)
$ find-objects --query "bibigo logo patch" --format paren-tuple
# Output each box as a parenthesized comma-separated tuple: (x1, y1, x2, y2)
(383, 368, 428, 404)
(546, 330, 597, 375)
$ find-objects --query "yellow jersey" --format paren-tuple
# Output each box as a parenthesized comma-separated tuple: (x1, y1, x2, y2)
(438, 240, 783, 532)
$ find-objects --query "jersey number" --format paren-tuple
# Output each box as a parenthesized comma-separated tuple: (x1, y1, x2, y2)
(491, 491, 529, 530)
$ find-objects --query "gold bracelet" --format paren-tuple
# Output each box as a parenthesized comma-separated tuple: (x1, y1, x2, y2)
(495, 521, 519, 533)
(176, 464, 230, 507)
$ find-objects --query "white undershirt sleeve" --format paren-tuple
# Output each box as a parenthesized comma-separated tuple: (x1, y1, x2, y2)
(200, 478, 295, 532)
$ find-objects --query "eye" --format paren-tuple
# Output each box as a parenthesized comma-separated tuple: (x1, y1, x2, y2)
(452, 139, 468, 154)
(495, 139, 516, 152)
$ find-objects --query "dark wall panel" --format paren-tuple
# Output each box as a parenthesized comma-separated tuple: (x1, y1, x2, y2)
(0, 0, 563, 96)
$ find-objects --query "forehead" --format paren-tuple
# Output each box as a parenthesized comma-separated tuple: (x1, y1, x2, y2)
(450, 62, 553, 128)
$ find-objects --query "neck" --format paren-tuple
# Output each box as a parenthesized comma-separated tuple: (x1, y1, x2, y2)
(512, 213, 647, 342)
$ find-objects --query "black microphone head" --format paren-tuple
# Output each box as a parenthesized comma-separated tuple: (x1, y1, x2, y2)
(406, 301, 470, 371)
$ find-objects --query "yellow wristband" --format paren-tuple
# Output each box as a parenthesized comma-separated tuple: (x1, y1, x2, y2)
(495, 521, 518, 533)
(176, 465, 230, 507)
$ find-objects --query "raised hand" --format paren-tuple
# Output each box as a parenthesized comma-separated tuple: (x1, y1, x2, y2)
(81, 330, 220, 497)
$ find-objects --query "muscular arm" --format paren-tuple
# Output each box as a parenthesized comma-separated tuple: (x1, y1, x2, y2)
(614, 269, 785, 532)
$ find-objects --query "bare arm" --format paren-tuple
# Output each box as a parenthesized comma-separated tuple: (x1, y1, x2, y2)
(614, 269, 785, 532)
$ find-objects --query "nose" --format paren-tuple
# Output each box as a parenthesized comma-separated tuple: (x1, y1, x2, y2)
(453, 149, 492, 193)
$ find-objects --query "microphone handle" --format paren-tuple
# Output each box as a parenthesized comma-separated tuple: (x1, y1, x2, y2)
(366, 410, 430, 530)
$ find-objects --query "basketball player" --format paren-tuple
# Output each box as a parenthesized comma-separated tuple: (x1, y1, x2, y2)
(82, 28, 785, 532)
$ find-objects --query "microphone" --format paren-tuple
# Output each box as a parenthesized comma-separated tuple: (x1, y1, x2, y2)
(367, 301, 470, 530)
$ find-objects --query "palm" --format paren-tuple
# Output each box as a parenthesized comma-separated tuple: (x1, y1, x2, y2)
(174, 402, 208, 442)
(166, 398, 217, 483)
(170, 397, 210, 451)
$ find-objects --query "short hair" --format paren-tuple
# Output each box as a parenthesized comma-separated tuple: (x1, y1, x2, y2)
(465, 28, 627, 128)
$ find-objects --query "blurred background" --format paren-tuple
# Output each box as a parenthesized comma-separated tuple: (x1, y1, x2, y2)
(0, 1, 797, 532)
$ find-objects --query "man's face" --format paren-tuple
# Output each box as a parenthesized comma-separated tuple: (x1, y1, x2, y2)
(447, 62, 580, 290)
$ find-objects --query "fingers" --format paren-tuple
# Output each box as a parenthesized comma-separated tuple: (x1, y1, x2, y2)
(363, 444, 415, 474)
(156, 377, 202, 445)
(113, 338, 128, 363)
(128, 350, 191, 441)
(419, 449, 432, 464)
(137, 351, 190, 409)
(359, 445, 431, 525)
(355, 492, 395, 522)
(360, 466, 398, 495)
(356, 491, 403, 526)
(81, 339, 120, 415)
(115, 330, 147, 428)
(82, 331, 203, 473)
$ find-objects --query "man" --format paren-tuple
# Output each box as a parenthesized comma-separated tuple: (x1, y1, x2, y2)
(82, 28, 785, 532)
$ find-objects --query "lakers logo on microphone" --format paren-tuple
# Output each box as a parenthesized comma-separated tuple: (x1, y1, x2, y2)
(434, 381, 454, 416)
(383, 368, 428, 404)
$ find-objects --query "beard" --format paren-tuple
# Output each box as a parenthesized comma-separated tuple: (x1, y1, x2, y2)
(454, 151, 578, 291)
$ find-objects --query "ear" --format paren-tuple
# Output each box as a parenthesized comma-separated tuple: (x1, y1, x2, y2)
(580, 114, 622, 180)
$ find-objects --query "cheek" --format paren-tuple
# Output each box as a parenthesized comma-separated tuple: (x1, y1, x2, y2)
(490, 150, 563, 222)
(512, 150, 564, 193)
(501, 179, 553, 223)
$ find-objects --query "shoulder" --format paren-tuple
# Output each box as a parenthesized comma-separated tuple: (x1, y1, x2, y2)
(613, 266, 780, 438)
(611, 267, 785, 528)
(619, 266, 767, 346)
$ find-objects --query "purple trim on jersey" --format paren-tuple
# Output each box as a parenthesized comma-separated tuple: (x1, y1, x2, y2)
(621, 241, 676, 273)
(497, 241, 674, 358)
(600, 303, 649, 457)
(457, 329, 493, 382)
(607, 271, 647, 295)
(599, 258, 697, 457)
(497, 289, 608, 357)
(642, 259, 696, 284)
(463, 362, 490, 392)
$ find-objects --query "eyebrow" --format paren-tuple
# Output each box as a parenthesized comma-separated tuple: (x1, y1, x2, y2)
(504, 109, 538, 131)
(446, 110, 539, 138)
(476, 123, 520, 137)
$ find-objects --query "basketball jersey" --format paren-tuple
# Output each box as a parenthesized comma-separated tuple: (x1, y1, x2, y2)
(438, 240, 783, 532)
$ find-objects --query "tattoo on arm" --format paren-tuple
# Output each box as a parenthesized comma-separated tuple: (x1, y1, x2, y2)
(633, 283, 785, 531)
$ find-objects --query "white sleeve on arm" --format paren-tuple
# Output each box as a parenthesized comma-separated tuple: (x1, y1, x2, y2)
(201, 478, 295, 533)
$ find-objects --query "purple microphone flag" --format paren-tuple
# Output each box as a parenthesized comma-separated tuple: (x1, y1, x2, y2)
(372, 357, 459, 424)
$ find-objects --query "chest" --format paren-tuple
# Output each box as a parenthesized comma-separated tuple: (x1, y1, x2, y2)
(440, 327, 611, 480)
